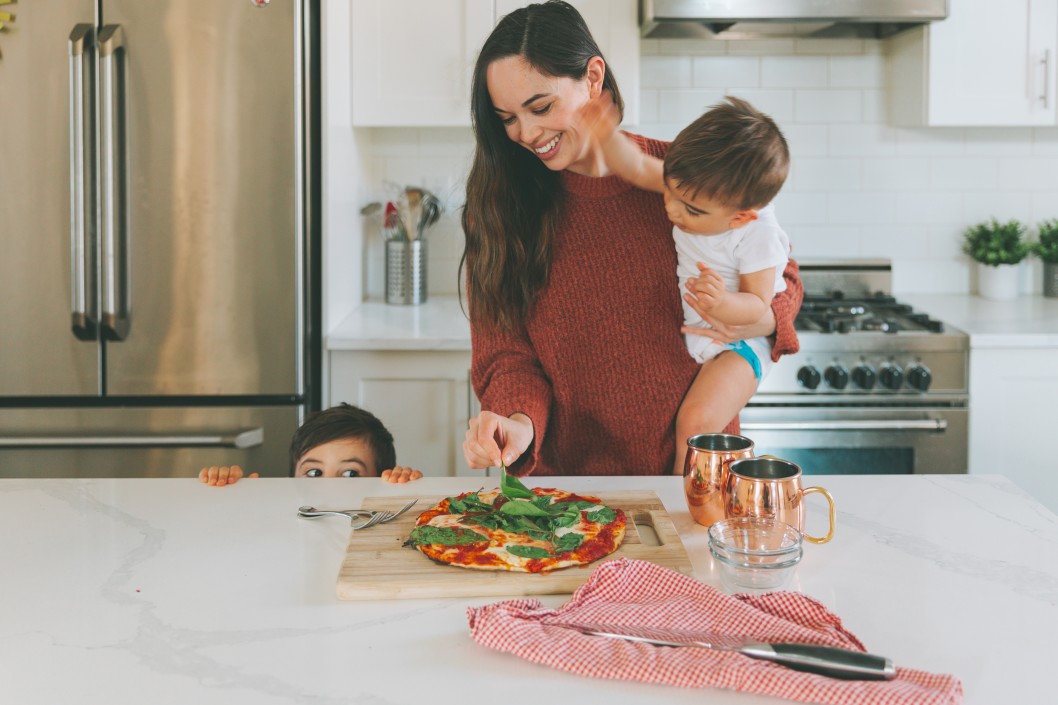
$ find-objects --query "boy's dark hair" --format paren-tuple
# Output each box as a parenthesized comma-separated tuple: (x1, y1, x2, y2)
(663, 96, 789, 211)
(288, 403, 396, 476)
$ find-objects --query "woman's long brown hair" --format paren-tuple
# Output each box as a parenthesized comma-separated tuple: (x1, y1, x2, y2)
(459, 1, 623, 331)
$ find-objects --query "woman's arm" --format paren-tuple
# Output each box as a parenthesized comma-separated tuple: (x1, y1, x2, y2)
(579, 92, 664, 193)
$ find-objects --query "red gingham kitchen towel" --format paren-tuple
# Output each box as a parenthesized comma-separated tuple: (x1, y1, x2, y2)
(466, 558, 962, 705)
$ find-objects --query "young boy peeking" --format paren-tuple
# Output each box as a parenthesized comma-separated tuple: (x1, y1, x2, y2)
(199, 403, 423, 486)
(582, 95, 792, 474)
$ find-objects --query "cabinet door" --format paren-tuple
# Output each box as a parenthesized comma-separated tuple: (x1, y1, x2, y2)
(925, 0, 1057, 126)
(969, 348, 1058, 513)
(330, 351, 476, 477)
(351, 0, 494, 127)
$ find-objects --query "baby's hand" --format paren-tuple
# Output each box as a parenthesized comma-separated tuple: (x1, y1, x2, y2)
(576, 90, 621, 147)
(685, 262, 726, 313)
(198, 465, 259, 487)
(380, 465, 424, 483)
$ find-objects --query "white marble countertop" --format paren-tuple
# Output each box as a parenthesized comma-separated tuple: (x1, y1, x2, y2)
(2, 474, 1055, 704)
(903, 294, 1058, 348)
(327, 296, 471, 351)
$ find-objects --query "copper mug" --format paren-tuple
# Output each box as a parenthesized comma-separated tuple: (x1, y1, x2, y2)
(723, 456, 836, 544)
(683, 433, 755, 528)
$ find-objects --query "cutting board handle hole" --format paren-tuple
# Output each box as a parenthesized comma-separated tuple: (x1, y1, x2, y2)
(631, 510, 662, 546)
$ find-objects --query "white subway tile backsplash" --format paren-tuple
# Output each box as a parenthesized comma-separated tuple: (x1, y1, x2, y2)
(1030, 192, 1058, 223)
(788, 225, 862, 258)
(891, 260, 970, 294)
(782, 124, 829, 156)
(637, 89, 660, 124)
(691, 56, 760, 88)
(773, 192, 828, 225)
(726, 39, 797, 55)
(961, 191, 1033, 225)
(655, 39, 727, 56)
(762, 56, 828, 88)
(858, 225, 931, 258)
(789, 158, 861, 191)
(726, 90, 794, 122)
(795, 38, 866, 55)
(895, 127, 965, 156)
(1032, 128, 1058, 155)
(829, 54, 885, 88)
(862, 90, 887, 123)
(658, 89, 729, 122)
(795, 90, 862, 123)
(828, 124, 898, 156)
(998, 158, 1058, 191)
(641, 56, 692, 88)
(862, 157, 930, 191)
(897, 192, 964, 224)
(929, 158, 1000, 190)
(828, 191, 897, 224)
(962, 128, 1034, 157)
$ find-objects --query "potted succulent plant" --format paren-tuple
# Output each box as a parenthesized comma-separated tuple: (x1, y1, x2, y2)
(1035, 219, 1058, 298)
(962, 219, 1031, 300)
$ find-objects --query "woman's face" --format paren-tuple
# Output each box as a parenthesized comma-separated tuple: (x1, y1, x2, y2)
(486, 55, 605, 176)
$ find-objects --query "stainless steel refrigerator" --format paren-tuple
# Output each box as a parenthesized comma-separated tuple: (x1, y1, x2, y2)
(0, 0, 320, 477)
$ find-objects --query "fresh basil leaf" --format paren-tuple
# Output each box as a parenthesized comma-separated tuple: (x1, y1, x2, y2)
(549, 500, 599, 514)
(500, 465, 535, 499)
(506, 545, 552, 559)
(530, 495, 554, 511)
(586, 506, 617, 525)
(406, 525, 489, 547)
(553, 532, 584, 553)
(499, 499, 551, 517)
(554, 511, 580, 528)
(446, 496, 467, 514)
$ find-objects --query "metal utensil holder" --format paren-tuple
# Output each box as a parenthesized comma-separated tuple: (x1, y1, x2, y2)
(385, 239, 427, 305)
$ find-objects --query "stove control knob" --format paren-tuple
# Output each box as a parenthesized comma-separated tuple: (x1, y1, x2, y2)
(852, 365, 876, 390)
(906, 364, 933, 391)
(824, 365, 849, 390)
(879, 364, 904, 390)
(797, 365, 822, 390)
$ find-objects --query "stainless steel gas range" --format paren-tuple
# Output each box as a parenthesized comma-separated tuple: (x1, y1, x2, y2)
(744, 260, 969, 475)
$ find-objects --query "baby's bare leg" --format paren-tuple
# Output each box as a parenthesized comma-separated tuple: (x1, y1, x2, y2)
(673, 351, 760, 475)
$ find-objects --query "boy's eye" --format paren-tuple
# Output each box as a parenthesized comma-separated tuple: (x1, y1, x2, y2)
(340, 469, 362, 478)
(305, 468, 323, 478)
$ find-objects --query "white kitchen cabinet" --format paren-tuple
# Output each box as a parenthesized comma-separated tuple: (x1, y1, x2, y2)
(330, 350, 480, 477)
(887, 0, 1058, 126)
(351, 0, 639, 127)
(968, 347, 1058, 505)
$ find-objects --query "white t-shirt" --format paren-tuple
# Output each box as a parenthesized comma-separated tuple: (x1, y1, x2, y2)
(674, 203, 790, 374)
(674, 203, 790, 332)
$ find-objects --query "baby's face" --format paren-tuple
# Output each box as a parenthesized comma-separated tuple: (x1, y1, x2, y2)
(663, 179, 754, 236)
(294, 437, 378, 478)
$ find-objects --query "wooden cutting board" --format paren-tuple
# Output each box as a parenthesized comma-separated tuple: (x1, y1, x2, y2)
(336, 490, 692, 600)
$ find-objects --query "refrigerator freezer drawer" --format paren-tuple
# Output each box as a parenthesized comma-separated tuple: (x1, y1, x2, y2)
(0, 406, 299, 478)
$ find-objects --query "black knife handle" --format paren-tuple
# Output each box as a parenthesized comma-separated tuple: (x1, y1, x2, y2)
(740, 642, 897, 681)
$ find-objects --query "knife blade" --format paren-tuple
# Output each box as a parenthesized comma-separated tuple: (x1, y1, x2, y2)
(559, 622, 896, 681)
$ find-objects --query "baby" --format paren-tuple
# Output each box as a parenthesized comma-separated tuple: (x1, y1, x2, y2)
(199, 403, 423, 486)
(582, 94, 792, 474)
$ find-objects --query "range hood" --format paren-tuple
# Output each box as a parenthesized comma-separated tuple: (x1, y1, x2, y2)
(641, 0, 949, 40)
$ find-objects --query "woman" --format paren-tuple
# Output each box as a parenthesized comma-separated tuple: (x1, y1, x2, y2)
(460, 1, 801, 476)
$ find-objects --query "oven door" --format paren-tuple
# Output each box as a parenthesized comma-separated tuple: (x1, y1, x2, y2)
(739, 404, 968, 475)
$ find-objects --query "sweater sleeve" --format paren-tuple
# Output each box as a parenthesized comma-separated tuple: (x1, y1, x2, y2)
(769, 258, 803, 362)
(469, 315, 552, 477)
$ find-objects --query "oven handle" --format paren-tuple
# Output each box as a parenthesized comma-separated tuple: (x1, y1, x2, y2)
(741, 419, 947, 432)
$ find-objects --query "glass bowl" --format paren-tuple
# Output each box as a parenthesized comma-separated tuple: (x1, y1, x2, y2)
(708, 517, 803, 593)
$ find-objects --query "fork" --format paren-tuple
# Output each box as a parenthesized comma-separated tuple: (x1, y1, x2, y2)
(298, 499, 417, 530)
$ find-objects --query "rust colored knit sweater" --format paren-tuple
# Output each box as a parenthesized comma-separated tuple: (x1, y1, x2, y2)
(470, 134, 802, 476)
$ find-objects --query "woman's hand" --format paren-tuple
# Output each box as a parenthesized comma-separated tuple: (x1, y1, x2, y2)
(463, 411, 534, 470)
(380, 466, 424, 483)
(198, 465, 259, 487)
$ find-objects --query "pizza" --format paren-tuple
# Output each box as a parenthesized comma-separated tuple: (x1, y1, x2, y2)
(403, 472, 626, 573)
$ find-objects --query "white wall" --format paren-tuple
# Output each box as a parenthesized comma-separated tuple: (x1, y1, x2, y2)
(351, 37, 1058, 303)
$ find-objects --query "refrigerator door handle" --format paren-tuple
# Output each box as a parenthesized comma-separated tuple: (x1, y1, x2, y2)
(68, 24, 99, 341)
(0, 428, 265, 449)
(98, 25, 131, 341)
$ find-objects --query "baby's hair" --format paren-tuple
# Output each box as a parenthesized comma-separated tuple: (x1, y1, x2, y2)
(288, 403, 396, 475)
(663, 96, 789, 211)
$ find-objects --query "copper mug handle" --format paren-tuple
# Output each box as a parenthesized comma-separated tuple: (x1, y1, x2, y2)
(801, 486, 836, 544)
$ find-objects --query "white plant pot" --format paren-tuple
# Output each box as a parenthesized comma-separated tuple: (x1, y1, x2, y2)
(976, 262, 1021, 301)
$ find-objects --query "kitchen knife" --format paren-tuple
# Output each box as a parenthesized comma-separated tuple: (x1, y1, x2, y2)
(560, 623, 896, 681)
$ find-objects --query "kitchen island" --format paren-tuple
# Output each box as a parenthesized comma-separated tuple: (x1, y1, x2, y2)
(2, 474, 1055, 704)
